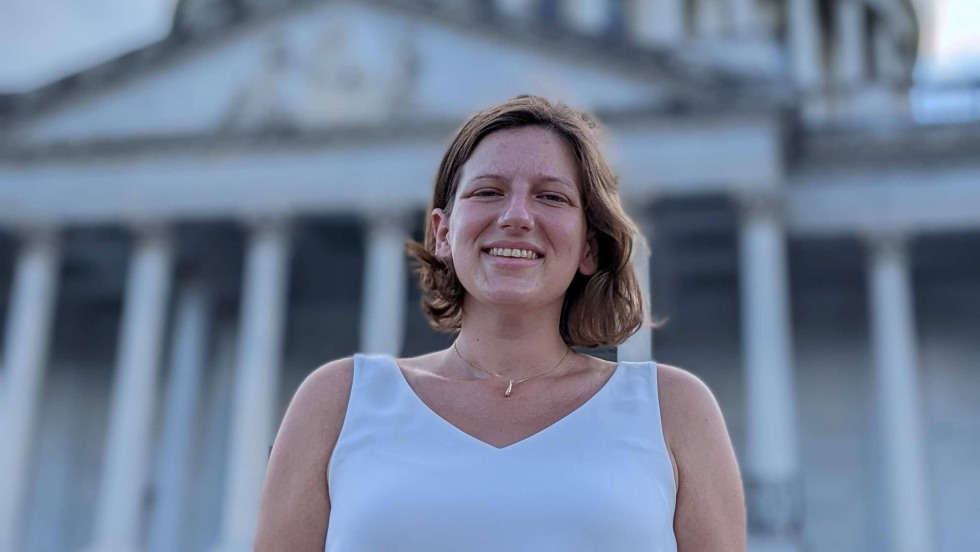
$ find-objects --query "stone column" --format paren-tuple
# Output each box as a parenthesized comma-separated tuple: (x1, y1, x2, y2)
(148, 279, 211, 552)
(0, 227, 60, 552)
(560, 0, 612, 36)
(834, 0, 867, 87)
(195, 321, 238, 550)
(618, 226, 653, 363)
(89, 224, 175, 552)
(736, 194, 802, 550)
(360, 214, 409, 356)
(865, 233, 935, 552)
(214, 217, 291, 552)
(626, 0, 686, 46)
(873, 21, 904, 84)
(787, 0, 824, 88)
(728, 0, 757, 36)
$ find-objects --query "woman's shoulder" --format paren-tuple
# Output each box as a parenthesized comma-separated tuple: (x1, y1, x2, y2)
(256, 358, 355, 548)
(279, 358, 356, 448)
(654, 363, 730, 455)
(298, 353, 429, 414)
(302, 356, 356, 402)
(653, 363, 746, 548)
(655, 363, 715, 406)
(270, 358, 359, 480)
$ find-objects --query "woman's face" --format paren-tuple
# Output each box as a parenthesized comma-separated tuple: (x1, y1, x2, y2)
(432, 126, 598, 311)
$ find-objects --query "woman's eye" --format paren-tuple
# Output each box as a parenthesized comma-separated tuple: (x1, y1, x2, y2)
(540, 193, 568, 203)
(472, 189, 500, 197)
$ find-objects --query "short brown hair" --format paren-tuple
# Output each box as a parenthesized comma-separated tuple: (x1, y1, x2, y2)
(407, 95, 644, 347)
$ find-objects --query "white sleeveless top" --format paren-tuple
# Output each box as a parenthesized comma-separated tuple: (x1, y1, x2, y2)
(325, 354, 677, 551)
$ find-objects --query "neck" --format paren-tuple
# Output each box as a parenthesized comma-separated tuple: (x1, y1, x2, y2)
(450, 298, 571, 381)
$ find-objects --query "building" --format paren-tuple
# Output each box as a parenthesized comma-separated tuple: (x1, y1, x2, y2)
(0, 0, 978, 551)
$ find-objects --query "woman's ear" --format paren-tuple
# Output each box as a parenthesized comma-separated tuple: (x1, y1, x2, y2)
(431, 208, 452, 260)
(578, 231, 598, 276)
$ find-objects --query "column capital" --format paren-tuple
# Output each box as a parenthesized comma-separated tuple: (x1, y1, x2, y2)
(240, 214, 293, 237)
(733, 190, 785, 221)
(125, 220, 173, 244)
(7, 223, 60, 246)
(861, 229, 913, 261)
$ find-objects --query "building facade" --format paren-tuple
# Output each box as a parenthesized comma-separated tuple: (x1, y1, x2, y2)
(0, 0, 978, 551)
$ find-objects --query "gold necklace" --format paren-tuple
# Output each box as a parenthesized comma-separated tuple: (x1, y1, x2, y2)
(452, 341, 572, 397)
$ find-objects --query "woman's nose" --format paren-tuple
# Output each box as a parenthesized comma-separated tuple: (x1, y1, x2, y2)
(498, 194, 534, 231)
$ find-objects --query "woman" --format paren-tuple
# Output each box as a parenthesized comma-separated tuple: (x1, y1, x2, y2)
(255, 96, 745, 551)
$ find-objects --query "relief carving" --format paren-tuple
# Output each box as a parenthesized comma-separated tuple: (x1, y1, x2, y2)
(223, 15, 420, 131)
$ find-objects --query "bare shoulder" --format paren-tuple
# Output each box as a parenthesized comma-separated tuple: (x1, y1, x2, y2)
(294, 357, 356, 428)
(656, 363, 723, 445)
(254, 357, 355, 551)
(655, 363, 746, 550)
(277, 357, 355, 454)
(274, 355, 355, 454)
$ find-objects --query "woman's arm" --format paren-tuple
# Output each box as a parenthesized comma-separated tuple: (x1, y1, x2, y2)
(254, 358, 354, 551)
(659, 364, 747, 551)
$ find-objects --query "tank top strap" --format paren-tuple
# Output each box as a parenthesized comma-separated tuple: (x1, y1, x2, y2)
(614, 360, 667, 431)
(348, 353, 407, 413)
(328, 354, 418, 489)
(599, 360, 675, 495)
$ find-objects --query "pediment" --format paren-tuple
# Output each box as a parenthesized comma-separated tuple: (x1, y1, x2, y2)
(5, 1, 691, 146)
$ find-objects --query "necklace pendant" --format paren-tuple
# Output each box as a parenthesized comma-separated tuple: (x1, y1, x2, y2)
(504, 380, 514, 397)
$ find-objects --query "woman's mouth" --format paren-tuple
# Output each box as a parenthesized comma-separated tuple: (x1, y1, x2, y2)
(485, 247, 541, 260)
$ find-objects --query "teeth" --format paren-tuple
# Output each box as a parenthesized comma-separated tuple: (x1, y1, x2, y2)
(489, 248, 538, 259)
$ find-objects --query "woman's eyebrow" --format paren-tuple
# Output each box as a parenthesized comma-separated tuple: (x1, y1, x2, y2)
(538, 176, 577, 191)
(466, 174, 577, 190)
(468, 173, 505, 183)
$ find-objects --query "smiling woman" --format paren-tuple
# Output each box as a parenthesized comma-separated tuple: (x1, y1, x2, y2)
(254, 95, 746, 552)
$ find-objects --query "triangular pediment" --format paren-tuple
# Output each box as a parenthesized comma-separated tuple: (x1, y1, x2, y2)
(3, 0, 721, 146)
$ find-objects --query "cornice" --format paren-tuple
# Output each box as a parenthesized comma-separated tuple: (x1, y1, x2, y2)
(0, 0, 765, 129)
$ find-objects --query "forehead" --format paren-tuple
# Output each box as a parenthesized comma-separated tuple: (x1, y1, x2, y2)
(460, 126, 579, 184)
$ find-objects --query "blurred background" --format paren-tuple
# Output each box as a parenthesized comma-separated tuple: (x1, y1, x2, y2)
(0, 0, 978, 551)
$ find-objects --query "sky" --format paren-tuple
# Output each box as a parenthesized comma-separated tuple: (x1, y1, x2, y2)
(0, 0, 177, 92)
(0, 0, 977, 93)
(918, 0, 980, 80)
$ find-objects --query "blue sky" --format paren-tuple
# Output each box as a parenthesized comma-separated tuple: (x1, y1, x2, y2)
(0, 0, 977, 92)
(917, 0, 980, 80)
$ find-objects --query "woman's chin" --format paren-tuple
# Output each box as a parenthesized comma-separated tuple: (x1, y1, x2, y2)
(469, 287, 562, 310)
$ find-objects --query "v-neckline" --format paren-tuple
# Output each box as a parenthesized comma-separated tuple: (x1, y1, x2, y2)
(389, 357, 622, 451)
